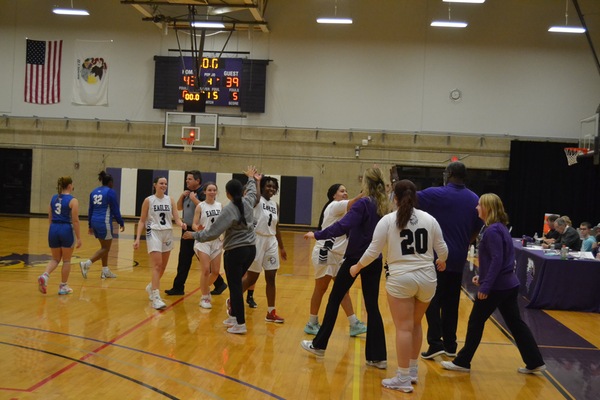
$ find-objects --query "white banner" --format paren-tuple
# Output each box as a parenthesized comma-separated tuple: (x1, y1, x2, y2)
(72, 40, 111, 106)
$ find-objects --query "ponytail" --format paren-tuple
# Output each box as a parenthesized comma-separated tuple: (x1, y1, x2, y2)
(226, 179, 246, 225)
(394, 180, 417, 230)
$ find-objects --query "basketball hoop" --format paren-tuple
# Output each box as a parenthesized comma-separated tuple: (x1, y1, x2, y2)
(564, 147, 588, 166)
(181, 137, 194, 152)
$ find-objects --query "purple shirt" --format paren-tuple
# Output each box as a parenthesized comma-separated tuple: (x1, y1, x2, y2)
(477, 222, 519, 294)
(314, 196, 382, 260)
(417, 182, 482, 273)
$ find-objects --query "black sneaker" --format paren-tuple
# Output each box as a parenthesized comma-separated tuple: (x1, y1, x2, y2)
(165, 288, 185, 296)
(210, 282, 228, 295)
(246, 296, 258, 308)
(420, 347, 445, 360)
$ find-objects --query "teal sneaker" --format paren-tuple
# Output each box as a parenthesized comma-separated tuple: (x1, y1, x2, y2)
(304, 322, 321, 335)
(350, 320, 367, 337)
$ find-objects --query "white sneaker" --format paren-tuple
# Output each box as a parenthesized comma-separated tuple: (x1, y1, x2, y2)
(382, 374, 413, 393)
(441, 361, 470, 372)
(409, 366, 418, 383)
(200, 296, 212, 309)
(151, 289, 166, 310)
(101, 268, 117, 279)
(146, 283, 152, 300)
(366, 360, 387, 369)
(518, 364, 547, 374)
(223, 316, 237, 326)
(227, 323, 247, 334)
(79, 261, 90, 279)
(300, 340, 325, 357)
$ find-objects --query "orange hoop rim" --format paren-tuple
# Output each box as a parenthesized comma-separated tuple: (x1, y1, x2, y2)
(564, 147, 588, 154)
(181, 137, 195, 145)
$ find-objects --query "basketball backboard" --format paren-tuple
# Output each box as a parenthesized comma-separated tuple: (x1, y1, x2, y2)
(578, 113, 599, 164)
(164, 112, 218, 150)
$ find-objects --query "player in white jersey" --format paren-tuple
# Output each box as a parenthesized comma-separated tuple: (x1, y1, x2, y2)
(192, 182, 223, 309)
(304, 183, 367, 337)
(134, 177, 186, 310)
(243, 175, 287, 323)
(350, 180, 447, 393)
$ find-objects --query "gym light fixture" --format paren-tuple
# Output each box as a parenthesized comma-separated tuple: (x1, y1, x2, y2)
(431, 2, 467, 28)
(191, 21, 225, 28)
(317, 0, 353, 25)
(548, 0, 585, 34)
(53, 0, 89, 16)
(443, 0, 485, 3)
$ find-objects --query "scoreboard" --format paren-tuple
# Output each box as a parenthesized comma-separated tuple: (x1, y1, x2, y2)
(153, 56, 268, 113)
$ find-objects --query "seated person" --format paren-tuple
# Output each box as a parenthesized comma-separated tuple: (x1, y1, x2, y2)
(579, 222, 595, 252)
(542, 214, 560, 245)
(561, 215, 572, 226)
(542, 217, 581, 251)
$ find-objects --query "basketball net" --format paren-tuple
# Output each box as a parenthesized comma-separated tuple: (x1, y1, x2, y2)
(182, 137, 194, 152)
(564, 147, 587, 166)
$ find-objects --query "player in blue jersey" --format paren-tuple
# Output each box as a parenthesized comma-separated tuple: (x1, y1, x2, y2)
(38, 176, 82, 295)
(80, 171, 125, 279)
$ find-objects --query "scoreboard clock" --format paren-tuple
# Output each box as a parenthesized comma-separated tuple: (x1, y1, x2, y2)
(153, 56, 268, 113)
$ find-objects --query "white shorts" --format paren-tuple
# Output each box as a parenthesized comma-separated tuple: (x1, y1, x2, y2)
(194, 239, 223, 260)
(248, 235, 279, 272)
(146, 229, 174, 253)
(385, 267, 437, 302)
(311, 246, 344, 279)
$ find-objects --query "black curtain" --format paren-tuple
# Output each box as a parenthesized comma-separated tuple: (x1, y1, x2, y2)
(506, 140, 600, 237)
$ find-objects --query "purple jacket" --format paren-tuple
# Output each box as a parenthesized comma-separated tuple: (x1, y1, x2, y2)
(417, 183, 482, 273)
(314, 196, 382, 260)
(477, 222, 519, 294)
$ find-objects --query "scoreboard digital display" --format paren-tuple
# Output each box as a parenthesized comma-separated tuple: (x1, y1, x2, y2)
(180, 57, 242, 107)
(153, 56, 268, 113)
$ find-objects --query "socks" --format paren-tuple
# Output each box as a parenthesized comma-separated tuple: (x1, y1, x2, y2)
(309, 314, 319, 325)
(348, 314, 359, 325)
(268, 306, 275, 313)
(247, 289, 254, 299)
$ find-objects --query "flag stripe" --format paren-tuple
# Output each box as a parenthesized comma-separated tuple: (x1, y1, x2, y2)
(25, 39, 62, 104)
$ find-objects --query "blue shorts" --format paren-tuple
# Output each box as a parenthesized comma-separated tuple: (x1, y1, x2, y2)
(90, 221, 113, 240)
(48, 223, 75, 248)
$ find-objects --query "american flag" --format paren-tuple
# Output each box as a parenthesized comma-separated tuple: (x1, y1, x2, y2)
(24, 39, 62, 104)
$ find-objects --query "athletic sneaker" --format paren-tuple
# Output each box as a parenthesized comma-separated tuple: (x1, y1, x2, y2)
(37, 274, 48, 294)
(304, 322, 321, 335)
(420, 347, 445, 359)
(146, 283, 153, 300)
(440, 361, 470, 372)
(349, 320, 367, 337)
(226, 298, 232, 316)
(410, 366, 418, 383)
(223, 316, 237, 327)
(151, 289, 167, 310)
(300, 340, 325, 357)
(518, 365, 547, 374)
(366, 360, 387, 369)
(211, 282, 228, 295)
(58, 284, 73, 295)
(265, 309, 285, 323)
(200, 296, 212, 309)
(445, 350, 457, 357)
(79, 261, 90, 279)
(227, 323, 247, 334)
(246, 296, 258, 308)
(382, 374, 413, 393)
(101, 269, 117, 279)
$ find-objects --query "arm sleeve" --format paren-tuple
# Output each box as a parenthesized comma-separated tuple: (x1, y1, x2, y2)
(358, 217, 388, 266)
(478, 228, 503, 294)
(315, 200, 364, 240)
(432, 218, 448, 262)
(193, 207, 233, 242)
(108, 189, 124, 227)
(87, 192, 93, 228)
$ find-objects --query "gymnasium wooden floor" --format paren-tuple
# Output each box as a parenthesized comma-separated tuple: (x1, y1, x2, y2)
(1, 216, 599, 399)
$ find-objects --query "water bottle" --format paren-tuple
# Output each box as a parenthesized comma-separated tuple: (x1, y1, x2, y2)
(560, 245, 568, 260)
(533, 232, 539, 245)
